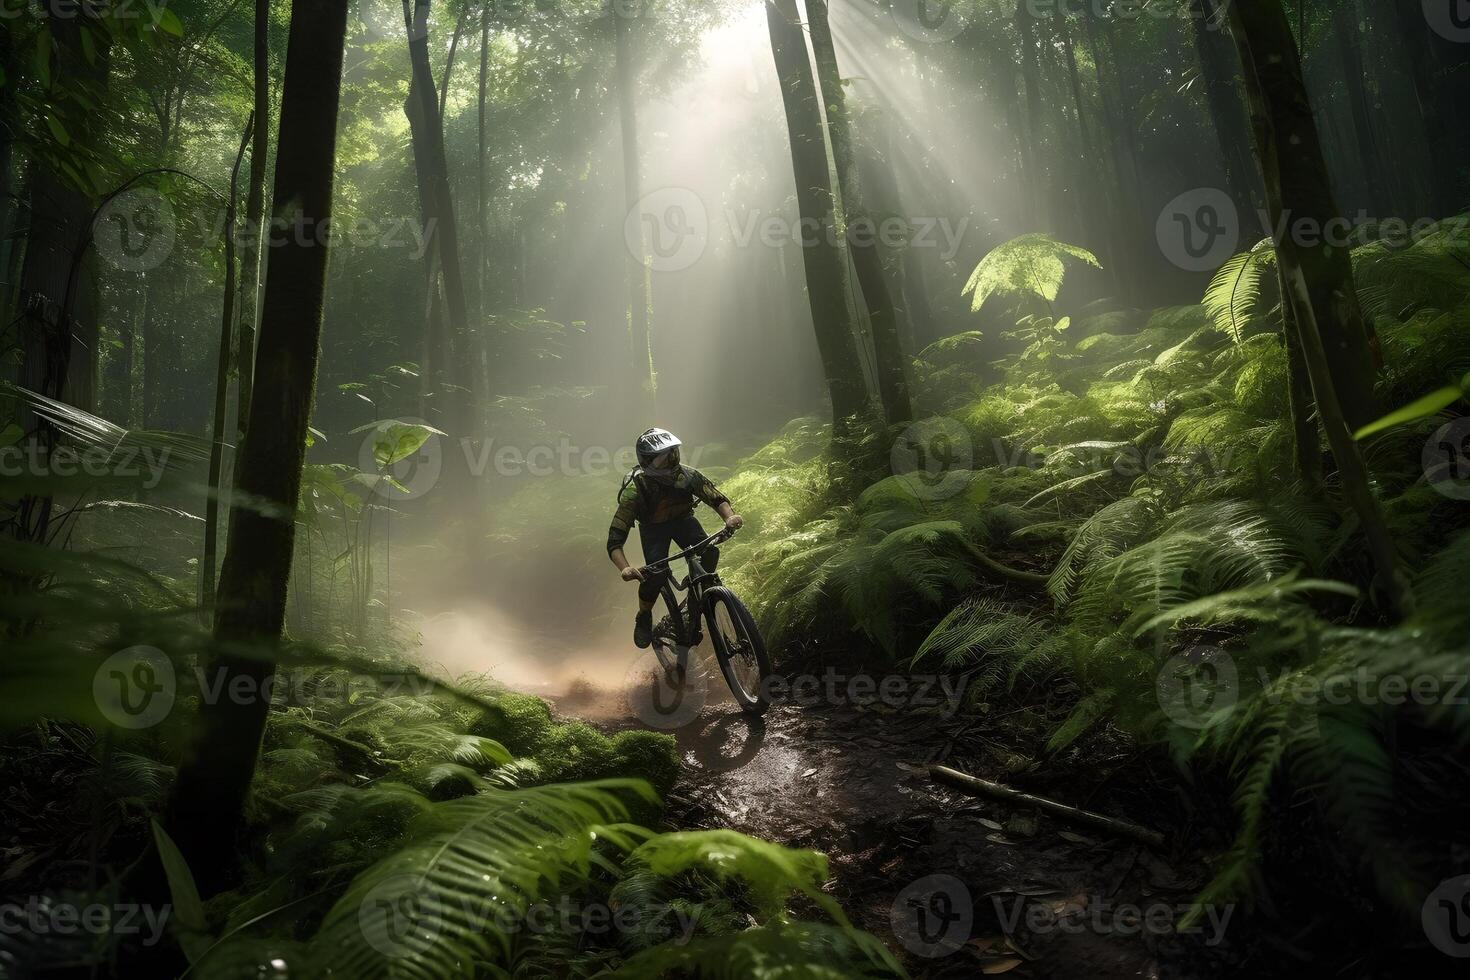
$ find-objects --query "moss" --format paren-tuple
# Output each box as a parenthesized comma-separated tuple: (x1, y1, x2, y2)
(467, 691, 555, 756)
(610, 730, 680, 797)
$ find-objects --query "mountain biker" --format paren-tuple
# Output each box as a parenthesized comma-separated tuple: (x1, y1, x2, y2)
(608, 427, 743, 649)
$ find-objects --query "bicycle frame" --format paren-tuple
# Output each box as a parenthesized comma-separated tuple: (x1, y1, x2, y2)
(639, 527, 731, 611)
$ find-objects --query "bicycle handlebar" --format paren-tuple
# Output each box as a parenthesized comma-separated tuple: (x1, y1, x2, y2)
(637, 525, 736, 576)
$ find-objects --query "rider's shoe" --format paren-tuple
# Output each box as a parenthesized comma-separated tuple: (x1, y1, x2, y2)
(633, 610, 654, 649)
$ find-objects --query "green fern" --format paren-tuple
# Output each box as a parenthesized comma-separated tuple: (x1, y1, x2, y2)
(962, 233, 1101, 313)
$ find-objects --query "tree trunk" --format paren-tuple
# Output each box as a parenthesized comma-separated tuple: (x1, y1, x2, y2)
(1227, 0, 1379, 432)
(1192, 0, 1265, 221)
(1388, 0, 1460, 215)
(1014, 0, 1046, 231)
(1330, 0, 1389, 214)
(237, 0, 272, 439)
(614, 10, 654, 412)
(404, 0, 471, 436)
(1231, 0, 1405, 617)
(203, 118, 254, 615)
(18, 16, 107, 418)
(805, 0, 910, 427)
(764, 0, 867, 434)
(161, 0, 350, 895)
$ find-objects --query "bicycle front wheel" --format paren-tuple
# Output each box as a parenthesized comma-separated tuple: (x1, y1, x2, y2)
(703, 586, 771, 715)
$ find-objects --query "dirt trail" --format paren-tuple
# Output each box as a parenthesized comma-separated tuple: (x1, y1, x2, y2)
(559, 678, 1242, 979)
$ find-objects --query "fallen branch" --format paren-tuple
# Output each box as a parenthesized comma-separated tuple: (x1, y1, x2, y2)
(955, 539, 1052, 588)
(929, 764, 1165, 848)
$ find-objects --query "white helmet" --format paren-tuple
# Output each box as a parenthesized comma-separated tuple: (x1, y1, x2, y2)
(635, 427, 682, 468)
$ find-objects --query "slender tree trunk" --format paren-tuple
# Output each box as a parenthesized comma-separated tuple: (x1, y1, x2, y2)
(764, 0, 867, 434)
(1228, 0, 1379, 432)
(1278, 266, 1322, 486)
(203, 118, 254, 614)
(161, 0, 350, 895)
(805, 0, 910, 426)
(18, 16, 107, 418)
(1014, 0, 1046, 231)
(237, 0, 271, 438)
(404, 0, 471, 438)
(614, 10, 654, 412)
(1231, 0, 1404, 616)
(859, 122, 925, 350)
(1193, 0, 1265, 221)
(1330, 0, 1388, 213)
(439, 0, 469, 112)
(1388, 0, 1460, 215)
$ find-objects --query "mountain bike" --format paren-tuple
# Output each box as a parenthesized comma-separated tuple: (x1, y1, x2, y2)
(640, 526, 772, 715)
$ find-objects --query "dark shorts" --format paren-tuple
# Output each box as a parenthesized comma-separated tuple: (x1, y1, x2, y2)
(638, 514, 719, 603)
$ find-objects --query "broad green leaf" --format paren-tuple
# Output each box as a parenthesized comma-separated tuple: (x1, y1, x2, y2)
(158, 9, 185, 36)
(33, 31, 51, 89)
(1353, 386, 1463, 440)
(962, 233, 1101, 312)
(150, 820, 213, 963)
(44, 113, 69, 146)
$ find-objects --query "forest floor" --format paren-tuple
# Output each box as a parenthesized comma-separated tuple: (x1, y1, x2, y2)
(556, 675, 1248, 979)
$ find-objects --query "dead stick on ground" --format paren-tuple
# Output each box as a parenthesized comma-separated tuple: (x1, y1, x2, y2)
(929, 764, 1166, 848)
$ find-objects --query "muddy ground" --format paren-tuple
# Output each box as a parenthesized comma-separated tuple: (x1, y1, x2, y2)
(557, 665, 1250, 980)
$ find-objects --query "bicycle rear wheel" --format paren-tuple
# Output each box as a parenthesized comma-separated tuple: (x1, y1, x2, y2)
(704, 586, 771, 715)
(651, 580, 691, 678)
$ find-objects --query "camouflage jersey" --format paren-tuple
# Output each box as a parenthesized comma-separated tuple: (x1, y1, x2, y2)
(606, 465, 729, 554)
